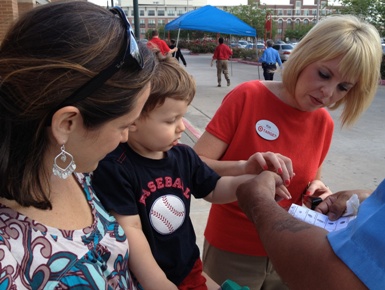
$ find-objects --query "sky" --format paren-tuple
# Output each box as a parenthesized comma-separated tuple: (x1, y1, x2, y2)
(89, 0, 248, 7)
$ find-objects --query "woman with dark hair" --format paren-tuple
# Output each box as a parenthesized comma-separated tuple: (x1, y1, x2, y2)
(0, 2, 156, 288)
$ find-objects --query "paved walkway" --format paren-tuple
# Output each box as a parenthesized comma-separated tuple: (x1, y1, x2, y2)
(179, 51, 385, 254)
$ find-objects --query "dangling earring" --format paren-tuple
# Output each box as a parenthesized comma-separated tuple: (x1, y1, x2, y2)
(52, 144, 76, 179)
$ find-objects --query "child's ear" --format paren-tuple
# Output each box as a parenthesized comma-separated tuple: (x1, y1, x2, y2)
(128, 121, 138, 132)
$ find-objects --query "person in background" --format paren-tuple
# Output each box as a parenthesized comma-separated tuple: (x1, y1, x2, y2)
(148, 29, 177, 56)
(258, 39, 282, 81)
(236, 170, 381, 289)
(92, 53, 293, 290)
(193, 15, 382, 289)
(0, 2, 156, 289)
(211, 37, 232, 87)
(169, 39, 187, 67)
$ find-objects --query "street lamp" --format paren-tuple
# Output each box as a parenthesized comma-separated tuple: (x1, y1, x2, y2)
(316, 0, 320, 23)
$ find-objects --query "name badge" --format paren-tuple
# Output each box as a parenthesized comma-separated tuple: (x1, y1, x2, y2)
(256, 120, 279, 141)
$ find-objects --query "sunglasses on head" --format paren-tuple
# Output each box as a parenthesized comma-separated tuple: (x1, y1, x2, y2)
(47, 6, 143, 124)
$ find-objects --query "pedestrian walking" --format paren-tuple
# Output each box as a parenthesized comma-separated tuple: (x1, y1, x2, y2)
(211, 37, 232, 87)
(169, 39, 187, 66)
(148, 29, 177, 56)
(259, 39, 282, 81)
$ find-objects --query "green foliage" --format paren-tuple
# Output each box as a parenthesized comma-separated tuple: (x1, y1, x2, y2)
(238, 48, 264, 61)
(284, 23, 314, 41)
(186, 40, 217, 53)
(338, 0, 385, 36)
(227, 4, 268, 40)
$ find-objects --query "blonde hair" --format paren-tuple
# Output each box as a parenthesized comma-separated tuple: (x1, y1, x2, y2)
(282, 15, 382, 127)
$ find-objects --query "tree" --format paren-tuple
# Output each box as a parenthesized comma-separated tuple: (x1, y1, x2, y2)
(227, 4, 269, 40)
(284, 23, 314, 41)
(338, 0, 385, 36)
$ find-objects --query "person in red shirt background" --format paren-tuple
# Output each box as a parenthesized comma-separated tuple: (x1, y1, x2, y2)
(147, 29, 178, 56)
(211, 37, 232, 87)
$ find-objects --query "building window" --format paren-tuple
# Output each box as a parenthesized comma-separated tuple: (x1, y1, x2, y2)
(304, 19, 309, 24)
(303, 9, 309, 16)
(295, 1, 301, 8)
(177, 9, 184, 15)
(158, 19, 165, 25)
(140, 19, 145, 24)
(295, 9, 301, 15)
(140, 10, 144, 16)
(287, 19, 292, 25)
(158, 10, 164, 16)
(168, 9, 175, 16)
(131, 10, 134, 16)
(287, 9, 292, 16)
(312, 9, 317, 15)
(277, 9, 283, 15)
(148, 19, 156, 28)
(148, 10, 155, 16)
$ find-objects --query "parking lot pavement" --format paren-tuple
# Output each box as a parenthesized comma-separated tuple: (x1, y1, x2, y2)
(179, 50, 385, 254)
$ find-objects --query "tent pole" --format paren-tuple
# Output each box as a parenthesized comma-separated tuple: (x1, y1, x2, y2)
(175, 29, 181, 59)
(230, 35, 233, 76)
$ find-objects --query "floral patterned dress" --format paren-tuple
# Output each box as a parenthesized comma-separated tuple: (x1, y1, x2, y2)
(0, 173, 136, 289)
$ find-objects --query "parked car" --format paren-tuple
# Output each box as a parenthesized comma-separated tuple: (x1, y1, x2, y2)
(237, 40, 249, 48)
(272, 43, 294, 62)
(246, 42, 265, 50)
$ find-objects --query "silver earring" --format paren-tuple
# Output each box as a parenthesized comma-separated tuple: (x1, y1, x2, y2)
(52, 145, 76, 179)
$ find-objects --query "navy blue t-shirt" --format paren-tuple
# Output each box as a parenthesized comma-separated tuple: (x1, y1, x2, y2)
(92, 143, 220, 285)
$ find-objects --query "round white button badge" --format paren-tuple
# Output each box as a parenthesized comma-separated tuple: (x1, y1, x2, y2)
(255, 120, 279, 141)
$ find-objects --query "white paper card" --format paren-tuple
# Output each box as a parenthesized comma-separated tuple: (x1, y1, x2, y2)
(288, 204, 356, 232)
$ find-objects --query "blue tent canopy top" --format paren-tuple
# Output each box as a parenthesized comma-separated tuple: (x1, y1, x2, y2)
(165, 5, 256, 37)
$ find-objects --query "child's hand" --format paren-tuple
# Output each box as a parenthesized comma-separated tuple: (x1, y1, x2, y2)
(244, 152, 295, 187)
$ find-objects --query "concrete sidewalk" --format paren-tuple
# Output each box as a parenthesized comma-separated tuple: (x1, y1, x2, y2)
(179, 51, 385, 254)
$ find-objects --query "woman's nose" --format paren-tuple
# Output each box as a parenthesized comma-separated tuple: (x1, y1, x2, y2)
(320, 85, 334, 99)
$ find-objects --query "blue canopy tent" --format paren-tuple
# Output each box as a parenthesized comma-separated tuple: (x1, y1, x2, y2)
(165, 5, 256, 37)
(165, 5, 258, 77)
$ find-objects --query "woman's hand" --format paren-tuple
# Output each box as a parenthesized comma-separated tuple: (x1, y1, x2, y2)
(243, 152, 295, 187)
(302, 180, 332, 209)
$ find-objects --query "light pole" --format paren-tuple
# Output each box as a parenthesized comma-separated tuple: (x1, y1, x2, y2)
(316, 0, 320, 23)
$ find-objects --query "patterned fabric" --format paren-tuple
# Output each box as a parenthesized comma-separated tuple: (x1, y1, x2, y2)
(0, 173, 136, 290)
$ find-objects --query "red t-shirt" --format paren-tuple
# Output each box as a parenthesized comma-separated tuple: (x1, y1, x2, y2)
(204, 80, 334, 256)
(147, 37, 171, 55)
(213, 44, 233, 60)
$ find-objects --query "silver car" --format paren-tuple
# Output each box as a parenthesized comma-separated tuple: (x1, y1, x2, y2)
(272, 43, 294, 62)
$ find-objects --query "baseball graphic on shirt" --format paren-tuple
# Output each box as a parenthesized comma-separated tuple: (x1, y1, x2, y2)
(150, 195, 186, 235)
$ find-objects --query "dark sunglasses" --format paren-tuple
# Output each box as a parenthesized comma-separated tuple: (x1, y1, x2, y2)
(47, 6, 143, 124)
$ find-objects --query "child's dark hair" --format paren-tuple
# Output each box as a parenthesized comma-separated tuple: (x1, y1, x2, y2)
(140, 52, 196, 117)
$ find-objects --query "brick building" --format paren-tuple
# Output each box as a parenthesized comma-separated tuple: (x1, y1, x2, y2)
(0, 0, 84, 43)
(252, 0, 342, 41)
(0, 0, 341, 44)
